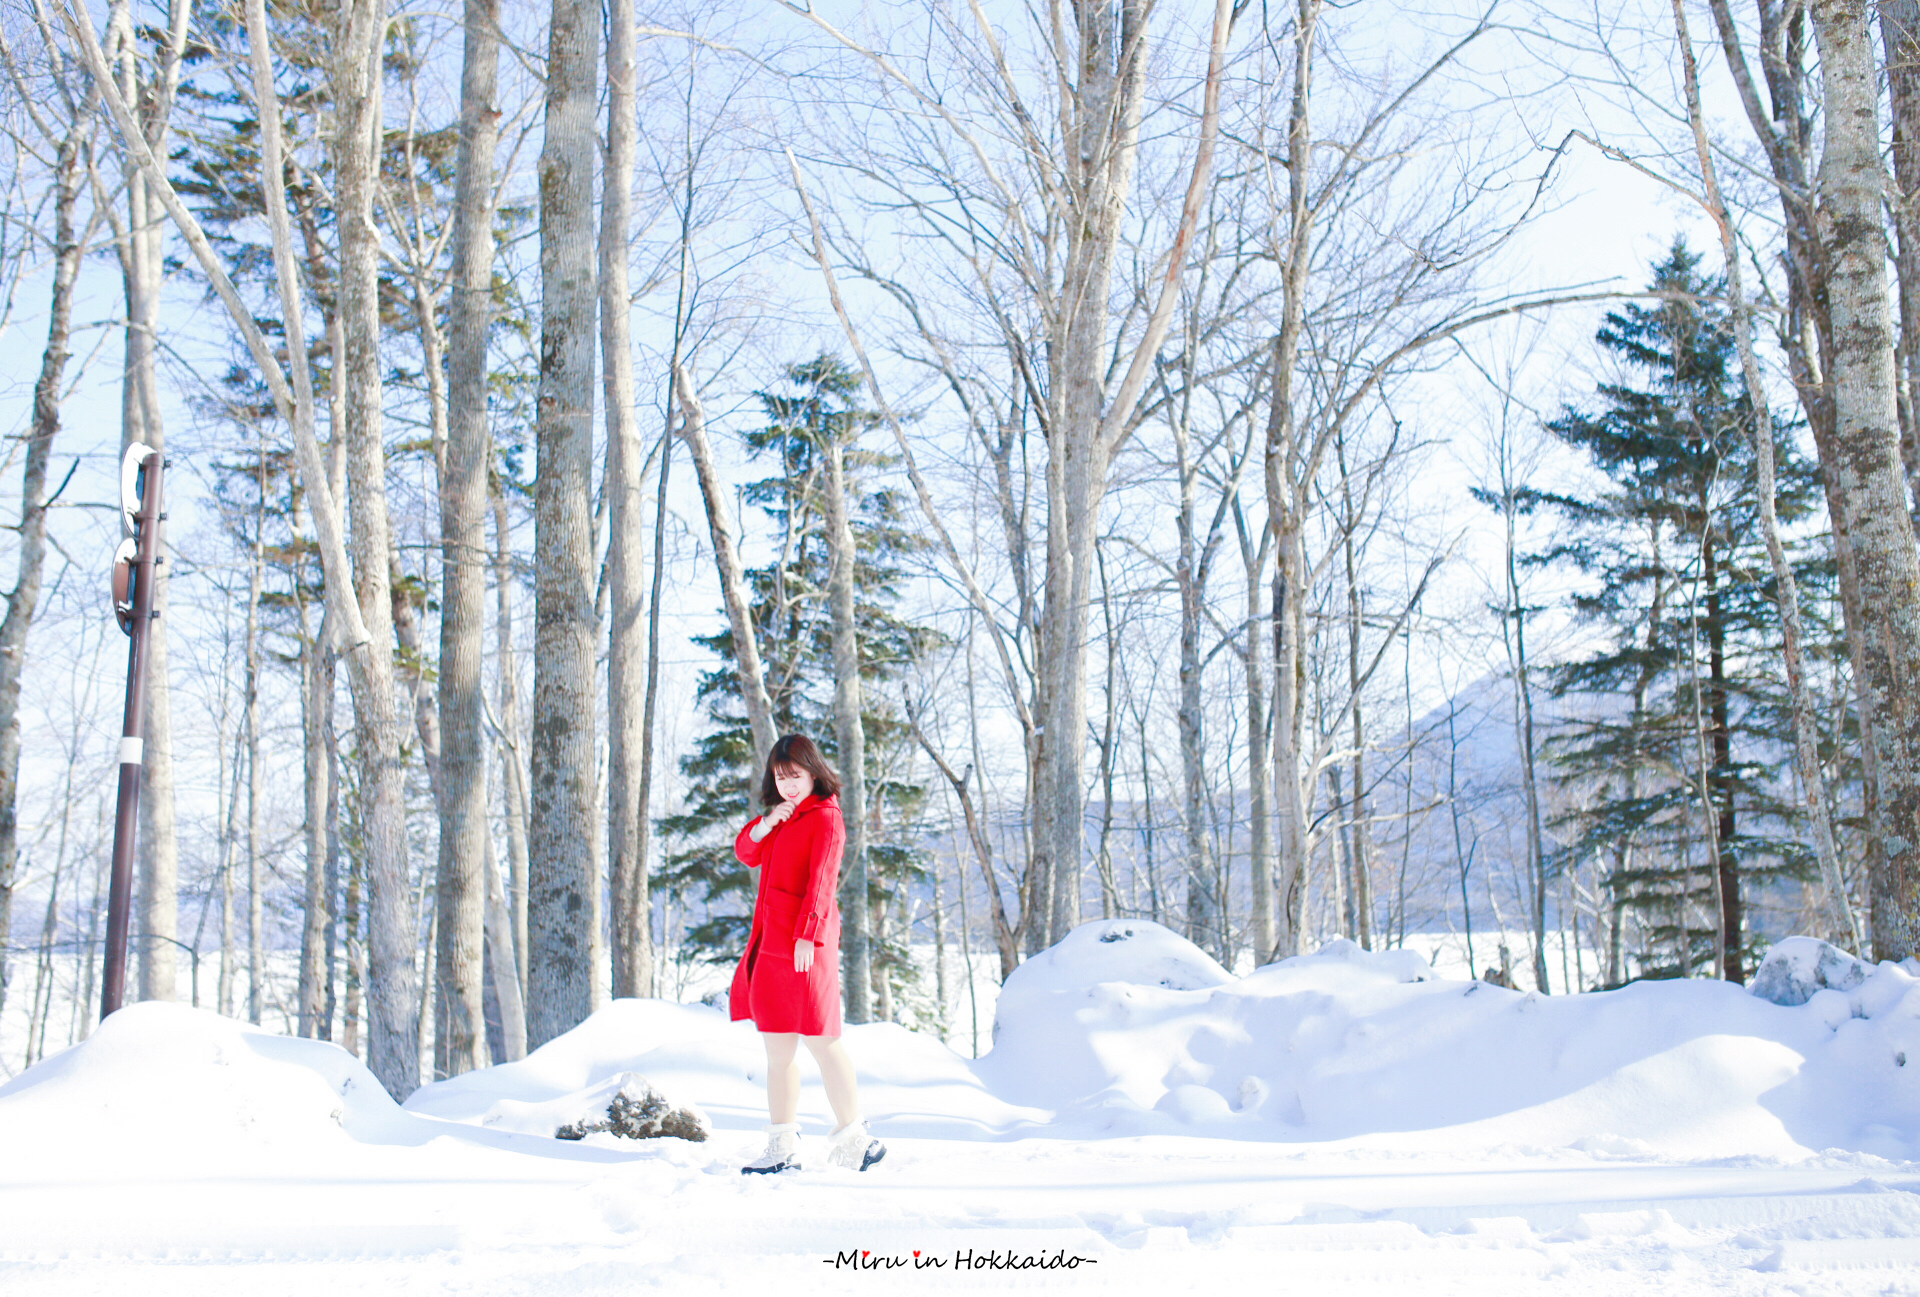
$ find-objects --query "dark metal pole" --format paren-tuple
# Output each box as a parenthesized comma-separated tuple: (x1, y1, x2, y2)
(102, 444, 163, 1019)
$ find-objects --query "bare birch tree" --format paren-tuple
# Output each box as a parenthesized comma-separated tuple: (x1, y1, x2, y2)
(823, 428, 871, 1021)
(1665, 0, 1857, 949)
(603, 0, 653, 1002)
(326, 0, 421, 1091)
(493, 488, 532, 1000)
(528, 0, 603, 1044)
(64, 0, 424, 1092)
(296, 596, 334, 1038)
(1023, 0, 1234, 945)
(243, 467, 264, 1022)
(1704, 0, 1920, 959)
(0, 11, 96, 1022)
(1879, 0, 1920, 509)
(432, 0, 503, 1076)
(1250, 2, 1576, 961)
(673, 364, 777, 764)
(781, 0, 1236, 948)
(95, 0, 189, 1007)
(1262, 0, 1325, 963)
(1807, 0, 1920, 959)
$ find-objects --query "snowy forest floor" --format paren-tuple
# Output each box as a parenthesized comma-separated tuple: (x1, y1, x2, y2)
(3, 1141, 1913, 1294)
(1, 921, 1916, 1294)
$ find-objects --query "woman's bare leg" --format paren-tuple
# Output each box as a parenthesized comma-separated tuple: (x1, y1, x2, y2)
(801, 1034, 861, 1129)
(761, 1032, 801, 1125)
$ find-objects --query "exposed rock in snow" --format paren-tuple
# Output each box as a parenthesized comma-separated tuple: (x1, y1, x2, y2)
(1749, 936, 1871, 1006)
(545, 1072, 708, 1142)
(469, 1067, 709, 1143)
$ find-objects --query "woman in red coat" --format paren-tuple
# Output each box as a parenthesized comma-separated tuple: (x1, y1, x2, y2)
(731, 734, 885, 1175)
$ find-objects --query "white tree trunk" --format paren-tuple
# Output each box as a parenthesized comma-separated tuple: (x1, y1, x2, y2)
(494, 490, 531, 998)
(602, 0, 652, 1002)
(1031, 0, 1146, 948)
(298, 606, 334, 1037)
(1812, 0, 1920, 960)
(127, 169, 177, 1008)
(72, 0, 412, 1072)
(825, 440, 871, 1023)
(99, 0, 191, 1009)
(329, 0, 421, 1095)
(527, 0, 602, 1047)
(1265, 0, 1322, 959)
(781, 0, 1231, 955)
(673, 364, 778, 763)
(1879, 0, 1920, 510)
(1237, 504, 1278, 964)
(482, 821, 526, 1058)
(1708, 0, 1893, 927)
(1339, 448, 1377, 954)
(433, 0, 501, 1077)
(1677, 0, 1858, 950)
(245, 492, 264, 1024)
(0, 113, 88, 1023)
(1175, 412, 1222, 961)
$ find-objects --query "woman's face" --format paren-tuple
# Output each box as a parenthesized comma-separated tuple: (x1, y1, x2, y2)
(772, 763, 813, 805)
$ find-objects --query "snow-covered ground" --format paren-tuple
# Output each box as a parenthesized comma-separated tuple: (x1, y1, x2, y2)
(2, 921, 1917, 1294)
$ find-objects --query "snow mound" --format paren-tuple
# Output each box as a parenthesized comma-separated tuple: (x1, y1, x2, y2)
(981, 925, 1445, 1134)
(1749, 936, 1871, 1006)
(479, 1070, 708, 1142)
(0, 1001, 417, 1159)
(11, 930, 1917, 1173)
(980, 923, 1920, 1160)
(1002, 918, 1233, 994)
(406, 999, 748, 1126)
(405, 997, 1048, 1140)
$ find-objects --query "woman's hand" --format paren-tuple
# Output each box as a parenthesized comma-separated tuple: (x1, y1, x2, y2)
(793, 938, 814, 972)
(749, 798, 798, 843)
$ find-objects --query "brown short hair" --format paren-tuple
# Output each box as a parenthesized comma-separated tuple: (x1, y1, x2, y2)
(760, 733, 842, 805)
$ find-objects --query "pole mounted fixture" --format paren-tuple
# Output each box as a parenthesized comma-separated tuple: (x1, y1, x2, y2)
(102, 441, 163, 1019)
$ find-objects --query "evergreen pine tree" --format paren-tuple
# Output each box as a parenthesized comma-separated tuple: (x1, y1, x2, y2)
(1529, 240, 1824, 982)
(658, 357, 941, 1011)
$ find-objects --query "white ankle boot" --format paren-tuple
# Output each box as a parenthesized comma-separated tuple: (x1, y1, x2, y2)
(827, 1120, 886, 1172)
(741, 1122, 801, 1175)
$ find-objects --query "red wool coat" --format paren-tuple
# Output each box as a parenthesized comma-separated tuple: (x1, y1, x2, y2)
(728, 793, 844, 1036)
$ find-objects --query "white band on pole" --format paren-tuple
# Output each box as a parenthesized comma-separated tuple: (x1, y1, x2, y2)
(119, 736, 143, 766)
(120, 442, 155, 537)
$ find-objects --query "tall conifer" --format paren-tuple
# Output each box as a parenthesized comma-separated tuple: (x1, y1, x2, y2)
(1534, 242, 1824, 981)
(659, 358, 938, 1011)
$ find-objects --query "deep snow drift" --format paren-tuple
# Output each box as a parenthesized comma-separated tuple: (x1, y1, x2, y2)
(3, 921, 1918, 1293)
(406, 919, 1920, 1160)
(978, 922, 1920, 1159)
